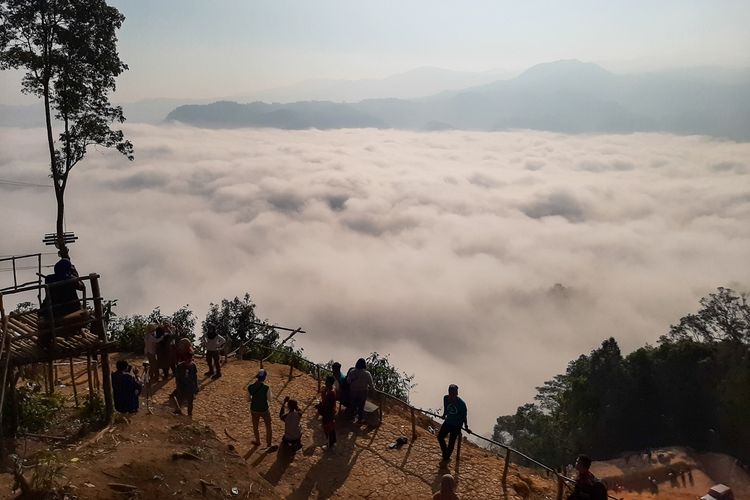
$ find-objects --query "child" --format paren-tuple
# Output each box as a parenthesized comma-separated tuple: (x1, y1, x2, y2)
(174, 356, 198, 417)
(320, 375, 337, 450)
(204, 325, 226, 379)
(279, 396, 303, 450)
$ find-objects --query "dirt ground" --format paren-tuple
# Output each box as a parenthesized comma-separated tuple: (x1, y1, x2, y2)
(591, 447, 750, 500)
(0, 355, 559, 499)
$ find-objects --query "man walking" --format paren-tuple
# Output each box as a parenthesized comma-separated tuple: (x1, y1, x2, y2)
(437, 384, 470, 463)
(248, 369, 273, 448)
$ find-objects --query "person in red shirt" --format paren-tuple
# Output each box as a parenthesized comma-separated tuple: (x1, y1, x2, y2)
(320, 375, 337, 450)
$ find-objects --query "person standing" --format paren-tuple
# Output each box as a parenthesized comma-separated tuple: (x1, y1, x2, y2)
(567, 455, 608, 500)
(174, 355, 199, 417)
(144, 324, 163, 381)
(111, 360, 143, 414)
(204, 326, 226, 379)
(248, 369, 273, 448)
(346, 358, 373, 423)
(437, 384, 470, 463)
(320, 375, 337, 449)
(331, 362, 350, 408)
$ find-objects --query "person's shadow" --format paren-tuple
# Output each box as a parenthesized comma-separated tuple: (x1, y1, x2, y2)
(262, 443, 299, 485)
(287, 421, 360, 500)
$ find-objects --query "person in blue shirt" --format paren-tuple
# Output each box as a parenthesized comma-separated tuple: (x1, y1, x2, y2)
(111, 360, 143, 414)
(437, 384, 470, 463)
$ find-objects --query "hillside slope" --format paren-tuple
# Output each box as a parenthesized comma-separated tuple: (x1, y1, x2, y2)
(177, 358, 557, 499)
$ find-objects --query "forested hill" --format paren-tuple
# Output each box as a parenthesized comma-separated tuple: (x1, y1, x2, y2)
(493, 287, 750, 467)
(165, 60, 750, 140)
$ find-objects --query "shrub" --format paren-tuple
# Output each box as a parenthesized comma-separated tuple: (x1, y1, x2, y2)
(17, 388, 66, 433)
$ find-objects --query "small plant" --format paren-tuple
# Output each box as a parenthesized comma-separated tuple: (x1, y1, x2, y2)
(12, 451, 69, 499)
(17, 389, 66, 433)
(82, 393, 106, 426)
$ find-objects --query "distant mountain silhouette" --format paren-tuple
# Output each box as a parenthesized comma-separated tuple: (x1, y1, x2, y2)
(167, 100, 385, 129)
(165, 60, 750, 140)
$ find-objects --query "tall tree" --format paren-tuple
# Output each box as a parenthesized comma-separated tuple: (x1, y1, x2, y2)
(0, 0, 133, 256)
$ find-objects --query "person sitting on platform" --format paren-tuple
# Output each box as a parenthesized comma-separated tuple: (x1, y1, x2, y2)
(40, 258, 84, 321)
(111, 360, 143, 414)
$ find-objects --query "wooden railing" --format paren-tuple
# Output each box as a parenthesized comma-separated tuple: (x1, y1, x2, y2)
(237, 340, 620, 500)
(0, 273, 114, 420)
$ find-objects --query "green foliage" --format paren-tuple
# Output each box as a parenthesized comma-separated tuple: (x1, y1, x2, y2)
(358, 352, 415, 401)
(82, 393, 105, 426)
(13, 301, 34, 313)
(662, 287, 749, 344)
(201, 293, 278, 352)
(17, 388, 66, 433)
(108, 305, 196, 352)
(493, 287, 750, 466)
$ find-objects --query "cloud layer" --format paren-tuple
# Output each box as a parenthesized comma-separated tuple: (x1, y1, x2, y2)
(2, 125, 749, 433)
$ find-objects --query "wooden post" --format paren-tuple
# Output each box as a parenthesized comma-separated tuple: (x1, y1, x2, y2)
(90, 274, 113, 421)
(69, 358, 79, 408)
(86, 355, 94, 403)
(456, 430, 462, 461)
(47, 361, 55, 394)
(92, 359, 101, 394)
(48, 361, 54, 393)
(556, 474, 564, 500)
(316, 365, 321, 392)
(42, 363, 49, 394)
(288, 356, 294, 381)
(410, 407, 417, 441)
(502, 448, 511, 490)
(53, 363, 59, 386)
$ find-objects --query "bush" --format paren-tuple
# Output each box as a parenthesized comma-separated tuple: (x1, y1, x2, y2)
(82, 393, 106, 426)
(108, 305, 196, 353)
(17, 388, 66, 433)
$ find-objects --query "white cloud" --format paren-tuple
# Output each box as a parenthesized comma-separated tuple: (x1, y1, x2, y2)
(1, 125, 749, 434)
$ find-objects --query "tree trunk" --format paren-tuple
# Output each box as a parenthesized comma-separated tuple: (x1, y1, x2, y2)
(43, 80, 68, 258)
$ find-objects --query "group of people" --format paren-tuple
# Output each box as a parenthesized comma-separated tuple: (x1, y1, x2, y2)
(244, 357, 377, 453)
(112, 323, 212, 416)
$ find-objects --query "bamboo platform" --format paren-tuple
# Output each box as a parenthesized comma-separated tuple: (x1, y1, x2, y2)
(0, 310, 115, 366)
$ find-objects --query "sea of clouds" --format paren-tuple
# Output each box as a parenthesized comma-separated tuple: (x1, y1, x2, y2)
(1, 125, 749, 434)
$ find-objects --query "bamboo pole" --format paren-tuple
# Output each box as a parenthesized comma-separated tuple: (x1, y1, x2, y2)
(69, 358, 79, 408)
(410, 406, 417, 441)
(48, 361, 54, 393)
(86, 355, 94, 403)
(90, 274, 113, 421)
(502, 448, 511, 490)
(92, 359, 100, 394)
(456, 430, 462, 469)
(42, 363, 49, 394)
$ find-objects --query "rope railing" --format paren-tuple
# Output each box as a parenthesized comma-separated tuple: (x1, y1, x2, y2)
(237, 339, 623, 500)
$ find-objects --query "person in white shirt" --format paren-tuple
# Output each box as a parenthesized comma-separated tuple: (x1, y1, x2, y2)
(204, 325, 226, 380)
(144, 324, 164, 381)
(279, 396, 302, 450)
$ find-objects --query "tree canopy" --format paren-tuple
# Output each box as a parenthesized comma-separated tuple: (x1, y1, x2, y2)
(0, 0, 132, 252)
(493, 288, 750, 466)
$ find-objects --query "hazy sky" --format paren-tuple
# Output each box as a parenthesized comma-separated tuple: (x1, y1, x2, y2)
(2, 125, 748, 433)
(1, 0, 749, 104)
